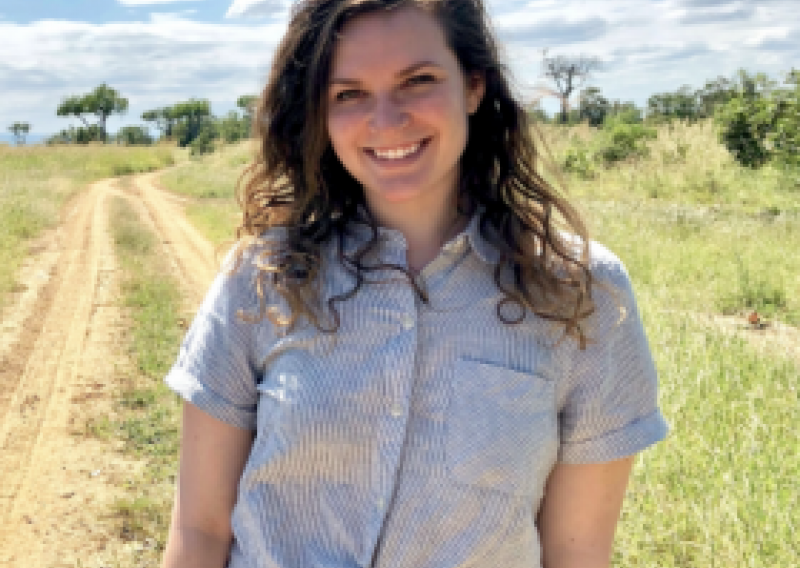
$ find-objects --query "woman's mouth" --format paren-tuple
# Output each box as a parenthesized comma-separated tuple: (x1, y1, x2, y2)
(366, 137, 431, 165)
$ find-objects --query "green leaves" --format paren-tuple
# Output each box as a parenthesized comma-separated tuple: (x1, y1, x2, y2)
(55, 83, 128, 141)
(714, 68, 800, 171)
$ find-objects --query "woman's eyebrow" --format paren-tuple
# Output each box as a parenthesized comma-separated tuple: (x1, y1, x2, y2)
(330, 61, 442, 86)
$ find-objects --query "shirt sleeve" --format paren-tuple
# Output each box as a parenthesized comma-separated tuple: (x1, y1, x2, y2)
(557, 242, 669, 463)
(164, 249, 267, 431)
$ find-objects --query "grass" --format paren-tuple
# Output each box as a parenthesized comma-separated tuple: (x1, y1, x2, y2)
(0, 144, 180, 310)
(533, 119, 799, 565)
(94, 195, 184, 567)
(157, 140, 252, 246)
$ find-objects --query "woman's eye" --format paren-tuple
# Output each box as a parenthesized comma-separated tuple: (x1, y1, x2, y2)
(334, 89, 362, 102)
(406, 74, 436, 87)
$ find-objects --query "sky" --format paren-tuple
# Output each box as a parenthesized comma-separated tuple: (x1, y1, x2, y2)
(1, 0, 798, 140)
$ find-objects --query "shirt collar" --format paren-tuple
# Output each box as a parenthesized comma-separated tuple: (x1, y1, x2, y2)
(339, 205, 502, 266)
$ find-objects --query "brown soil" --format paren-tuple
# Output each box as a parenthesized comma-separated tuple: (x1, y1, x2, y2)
(0, 173, 218, 567)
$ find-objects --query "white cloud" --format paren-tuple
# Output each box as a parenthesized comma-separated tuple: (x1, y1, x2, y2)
(226, 0, 288, 19)
(0, 15, 286, 134)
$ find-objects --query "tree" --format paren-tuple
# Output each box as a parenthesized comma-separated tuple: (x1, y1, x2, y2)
(170, 99, 213, 147)
(117, 126, 154, 146)
(237, 95, 258, 121)
(218, 110, 250, 143)
(142, 107, 179, 139)
(713, 70, 783, 169)
(56, 83, 128, 142)
(540, 52, 602, 124)
(578, 87, 609, 126)
(646, 86, 699, 123)
(8, 122, 31, 145)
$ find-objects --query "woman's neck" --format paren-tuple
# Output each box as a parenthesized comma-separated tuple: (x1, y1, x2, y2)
(365, 194, 467, 274)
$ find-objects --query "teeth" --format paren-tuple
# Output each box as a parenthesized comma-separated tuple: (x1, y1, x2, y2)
(374, 142, 421, 160)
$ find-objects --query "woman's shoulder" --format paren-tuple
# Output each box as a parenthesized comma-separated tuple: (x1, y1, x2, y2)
(558, 232, 631, 286)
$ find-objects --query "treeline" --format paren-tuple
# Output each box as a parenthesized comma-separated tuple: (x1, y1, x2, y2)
(43, 84, 257, 155)
(538, 68, 799, 173)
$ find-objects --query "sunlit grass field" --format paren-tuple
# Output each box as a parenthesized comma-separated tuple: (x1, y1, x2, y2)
(0, 143, 179, 309)
(153, 122, 799, 566)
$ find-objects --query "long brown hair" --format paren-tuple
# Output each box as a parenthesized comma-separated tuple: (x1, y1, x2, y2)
(234, 0, 599, 348)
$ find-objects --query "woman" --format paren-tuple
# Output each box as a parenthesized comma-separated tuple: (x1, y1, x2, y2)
(161, 0, 668, 567)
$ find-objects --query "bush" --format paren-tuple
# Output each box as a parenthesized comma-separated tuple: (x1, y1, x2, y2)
(596, 122, 657, 165)
(714, 96, 773, 168)
(562, 146, 595, 179)
(118, 126, 154, 146)
(190, 130, 216, 156)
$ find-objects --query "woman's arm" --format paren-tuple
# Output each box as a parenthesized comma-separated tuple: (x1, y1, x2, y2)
(537, 456, 635, 568)
(161, 401, 255, 568)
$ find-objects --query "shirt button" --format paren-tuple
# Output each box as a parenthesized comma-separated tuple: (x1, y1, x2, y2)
(401, 314, 415, 330)
(376, 498, 385, 509)
(390, 403, 404, 417)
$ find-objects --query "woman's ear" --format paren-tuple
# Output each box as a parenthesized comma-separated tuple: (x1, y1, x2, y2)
(466, 72, 486, 115)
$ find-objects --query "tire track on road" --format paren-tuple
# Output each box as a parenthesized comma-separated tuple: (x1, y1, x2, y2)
(0, 179, 143, 567)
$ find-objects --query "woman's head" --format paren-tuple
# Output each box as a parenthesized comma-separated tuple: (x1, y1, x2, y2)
(249, 0, 522, 225)
(238, 0, 598, 348)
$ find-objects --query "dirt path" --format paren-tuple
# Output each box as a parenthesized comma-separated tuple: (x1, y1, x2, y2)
(0, 174, 218, 567)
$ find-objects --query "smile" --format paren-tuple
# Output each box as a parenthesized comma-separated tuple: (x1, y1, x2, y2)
(366, 138, 431, 163)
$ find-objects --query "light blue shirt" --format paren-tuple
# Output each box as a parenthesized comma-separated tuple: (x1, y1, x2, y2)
(165, 211, 668, 568)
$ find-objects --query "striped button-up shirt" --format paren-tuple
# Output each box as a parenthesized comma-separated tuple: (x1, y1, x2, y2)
(165, 211, 668, 568)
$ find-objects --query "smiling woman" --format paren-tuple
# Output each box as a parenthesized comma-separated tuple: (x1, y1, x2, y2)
(160, 1, 668, 568)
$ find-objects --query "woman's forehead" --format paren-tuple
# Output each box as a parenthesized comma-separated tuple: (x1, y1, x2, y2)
(330, 7, 454, 79)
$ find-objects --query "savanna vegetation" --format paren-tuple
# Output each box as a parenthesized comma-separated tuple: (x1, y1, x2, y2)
(0, 144, 178, 310)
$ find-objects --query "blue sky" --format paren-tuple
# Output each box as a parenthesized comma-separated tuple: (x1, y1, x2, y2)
(1, 0, 798, 139)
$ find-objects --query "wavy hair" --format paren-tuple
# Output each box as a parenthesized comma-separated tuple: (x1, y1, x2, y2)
(234, 0, 600, 349)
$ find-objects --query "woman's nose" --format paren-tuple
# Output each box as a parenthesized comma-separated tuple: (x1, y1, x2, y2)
(368, 97, 410, 132)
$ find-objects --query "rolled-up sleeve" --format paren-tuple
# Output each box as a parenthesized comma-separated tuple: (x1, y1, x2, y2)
(165, 252, 265, 431)
(557, 244, 668, 463)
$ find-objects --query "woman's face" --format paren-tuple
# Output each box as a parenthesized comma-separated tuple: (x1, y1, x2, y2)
(326, 5, 484, 216)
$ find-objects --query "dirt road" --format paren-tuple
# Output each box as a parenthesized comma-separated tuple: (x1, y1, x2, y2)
(0, 173, 217, 567)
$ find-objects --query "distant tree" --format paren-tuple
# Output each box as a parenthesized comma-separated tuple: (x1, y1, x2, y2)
(540, 51, 602, 124)
(606, 101, 643, 124)
(117, 126, 154, 146)
(713, 70, 784, 169)
(191, 129, 216, 156)
(578, 87, 609, 126)
(695, 76, 738, 119)
(218, 110, 250, 143)
(142, 107, 179, 139)
(646, 85, 699, 123)
(170, 99, 213, 147)
(45, 125, 104, 145)
(56, 83, 128, 142)
(8, 122, 31, 145)
(237, 94, 258, 129)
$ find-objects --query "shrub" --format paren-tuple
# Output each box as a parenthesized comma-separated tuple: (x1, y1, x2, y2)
(562, 146, 595, 179)
(595, 122, 657, 165)
(190, 130, 216, 156)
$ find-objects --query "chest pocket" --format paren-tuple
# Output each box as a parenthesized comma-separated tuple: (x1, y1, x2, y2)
(446, 359, 558, 497)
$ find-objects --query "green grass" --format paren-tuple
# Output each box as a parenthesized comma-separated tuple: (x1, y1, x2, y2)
(534, 119, 800, 565)
(0, 144, 180, 310)
(98, 196, 183, 566)
(158, 140, 252, 246)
